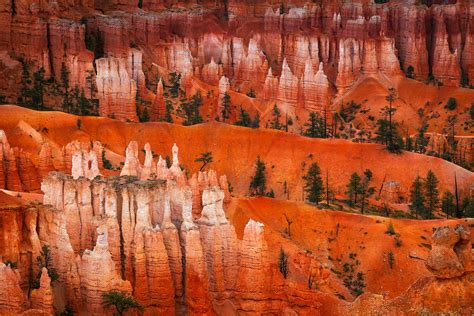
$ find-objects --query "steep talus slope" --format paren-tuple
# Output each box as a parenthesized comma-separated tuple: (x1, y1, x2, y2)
(0, 105, 472, 199)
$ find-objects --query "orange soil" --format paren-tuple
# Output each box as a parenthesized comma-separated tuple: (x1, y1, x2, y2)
(0, 105, 472, 203)
(342, 75, 474, 136)
(227, 196, 474, 299)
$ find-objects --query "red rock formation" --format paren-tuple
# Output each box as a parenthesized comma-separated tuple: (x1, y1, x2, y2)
(431, 6, 461, 86)
(236, 220, 271, 313)
(15, 148, 41, 192)
(277, 58, 299, 113)
(0, 130, 22, 191)
(391, 5, 429, 80)
(181, 226, 213, 313)
(120, 141, 141, 177)
(426, 225, 472, 278)
(301, 61, 330, 112)
(38, 143, 56, 179)
(0, 262, 28, 314)
(151, 79, 165, 121)
(30, 267, 55, 315)
(48, 19, 95, 94)
(336, 38, 361, 91)
(79, 225, 132, 315)
(96, 57, 138, 122)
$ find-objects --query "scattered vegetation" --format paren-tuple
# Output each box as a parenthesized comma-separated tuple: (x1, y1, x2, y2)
(387, 251, 395, 269)
(278, 248, 289, 279)
(303, 112, 327, 138)
(31, 245, 59, 289)
(102, 150, 113, 170)
(102, 291, 144, 316)
(385, 223, 396, 236)
(195, 152, 213, 171)
(338, 252, 366, 297)
(303, 162, 324, 204)
(444, 97, 457, 111)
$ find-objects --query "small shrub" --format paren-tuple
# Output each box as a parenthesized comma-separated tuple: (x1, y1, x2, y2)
(102, 150, 113, 170)
(445, 97, 457, 111)
(394, 235, 402, 247)
(278, 248, 289, 279)
(406, 65, 415, 79)
(308, 271, 317, 289)
(5, 260, 17, 269)
(388, 251, 395, 269)
(385, 223, 396, 236)
(102, 290, 144, 316)
(76, 119, 82, 130)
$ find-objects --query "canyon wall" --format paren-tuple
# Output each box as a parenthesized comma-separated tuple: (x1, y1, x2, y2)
(0, 141, 328, 314)
(0, 1, 472, 122)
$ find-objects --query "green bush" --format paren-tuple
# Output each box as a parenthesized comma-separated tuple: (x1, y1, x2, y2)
(445, 97, 457, 111)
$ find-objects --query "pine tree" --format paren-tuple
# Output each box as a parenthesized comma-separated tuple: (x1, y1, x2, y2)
(78, 89, 94, 115)
(415, 122, 428, 153)
(102, 291, 144, 316)
(347, 173, 361, 206)
(303, 162, 324, 204)
(441, 191, 455, 219)
(191, 92, 203, 124)
(270, 104, 282, 130)
(235, 106, 252, 127)
(20, 59, 31, 104)
(195, 152, 213, 171)
(304, 112, 326, 138)
(31, 67, 46, 109)
(169, 72, 181, 98)
(221, 92, 231, 121)
(377, 88, 403, 153)
(163, 99, 173, 123)
(251, 112, 260, 128)
(359, 169, 375, 214)
(409, 176, 425, 219)
(424, 170, 440, 218)
(249, 157, 266, 196)
(61, 62, 71, 112)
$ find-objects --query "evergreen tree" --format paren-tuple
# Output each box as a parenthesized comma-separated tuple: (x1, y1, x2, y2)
(102, 291, 144, 316)
(249, 157, 266, 196)
(246, 88, 256, 98)
(85, 70, 96, 100)
(31, 67, 46, 109)
(251, 112, 260, 128)
(169, 72, 181, 98)
(270, 104, 282, 130)
(180, 92, 203, 125)
(303, 162, 324, 204)
(61, 62, 71, 112)
(191, 92, 203, 124)
(409, 176, 425, 219)
(359, 169, 375, 214)
(235, 106, 252, 127)
(221, 92, 231, 121)
(441, 191, 455, 219)
(304, 112, 326, 138)
(163, 99, 173, 123)
(78, 89, 94, 115)
(415, 122, 428, 153)
(377, 88, 403, 153)
(19, 60, 32, 106)
(462, 196, 474, 218)
(195, 152, 213, 171)
(405, 135, 413, 151)
(347, 173, 362, 206)
(424, 170, 440, 218)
